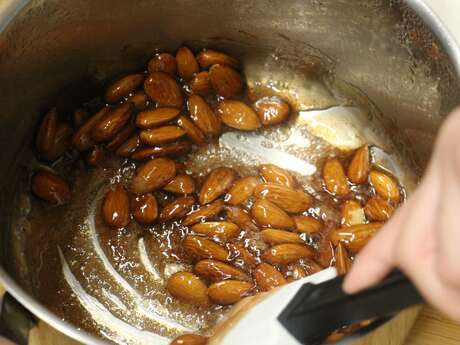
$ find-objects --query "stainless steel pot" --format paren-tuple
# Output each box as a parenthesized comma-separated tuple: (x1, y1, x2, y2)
(0, 0, 459, 344)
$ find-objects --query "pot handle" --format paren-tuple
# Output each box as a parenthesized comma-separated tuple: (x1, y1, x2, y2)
(0, 292, 35, 345)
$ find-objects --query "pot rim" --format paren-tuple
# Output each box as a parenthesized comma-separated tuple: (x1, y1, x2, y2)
(0, 1, 459, 344)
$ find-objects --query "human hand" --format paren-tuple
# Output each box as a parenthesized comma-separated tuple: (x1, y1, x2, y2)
(343, 107, 460, 322)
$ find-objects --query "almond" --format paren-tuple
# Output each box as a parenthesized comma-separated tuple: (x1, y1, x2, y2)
(159, 195, 195, 222)
(253, 96, 290, 126)
(72, 107, 110, 151)
(369, 170, 401, 203)
(259, 164, 297, 188)
(196, 49, 238, 69)
(127, 91, 149, 110)
(260, 229, 303, 245)
(225, 206, 259, 232)
(101, 184, 130, 228)
(335, 241, 352, 275)
(106, 123, 135, 151)
(323, 158, 350, 197)
(194, 259, 249, 282)
(187, 94, 221, 137)
(341, 200, 366, 226)
(183, 235, 229, 261)
(147, 53, 177, 76)
(225, 176, 260, 206)
(87, 146, 106, 167)
(209, 64, 243, 98)
(36, 108, 57, 159)
(347, 145, 370, 184)
(284, 264, 307, 281)
(139, 126, 186, 145)
(330, 222, 383, 253)
(73, 108, 89, 129)
(170, 334, 208, 345)
(92, 103, 133, 142)
(176, 46, 199, 81)
(166, 272, 209, 306)
(182, 200, 225, 226)
(199, 167, 237, 205)
(115, 134, 141, 157)
(208, 280, 253, 305)
(253, 183, 312, 214)
(130, 158, 176, 194)
(164, 174, 196, 194)
(192, 222, 240, 242)
(144, 72, 183, 108)
(253, 263, 286, 291)
(251, 198, 294, 229)
(293, 216, 323, 234)
(262, 243, 315, 265)
(190, 71, 211, 96)
(104, 74, 144, 103)
(364, 197, 395, 221)
(131, 141, 191, 160)
(177, 115, 207, 145)
(31, 171, 71, 205)
(41, 123, 72, 161)
(228, 242, 259, 268)
(217, 100, 261, 131)
(136, 107, 180, 129)
(132, 193, 158, 225)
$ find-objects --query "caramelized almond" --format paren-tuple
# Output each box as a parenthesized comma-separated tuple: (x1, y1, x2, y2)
(72, 107, 109, 151)
(335, 241, 352, 275)
(293, 216, 323, 234)
(131, 141, 191, 160)
(170, 334, 208, 345)
(36, 108, 57, 159)
(31, 171, 71, 205)
(188, 94, 221, 137)
(177, 115, 207, 145)
(347, 145, 370, 184)
(130, 158, 176, 194)
(139, 126, 186, 145)
(251, 198, 294, 229)
(330, 223, 383, 253)
(182, 200, 225, 226)
(106, 123, 135, 150)
(183, 235, 229, 261)
(259, 164, 297, 188)
(208, 280, 253, 305)
(87, 146, 106, 167)
(209, 64, 243, 98)
(159, 196, 195, 222)
(199, 167, 237, 205)
(136, 107, 180, 129)
(196, 49, 238, 69)
(144, 72, 183, 107)
(176, 46, 199, 81)
(101, 184, 130, 228)
(164, 174, 196, 194)
(190, 71, 211, 96)
(225, 206, 259, 232)
(40, 123, 72, 161)
(284, 264, 307, 281)
(147, 53, 177, 76)
(253, 183, 312, 214)
(166, 272, 209, 306)
(262, 243, 315, 265)
(341, 200, 366, 226)
(253, 96, 290, 126)
(115, 134, 141, 157)
(260, 229, 303, 244)
(225, 176, 260, 206)
(194, 259, 249, 282)
(217, 100, 261, 130)
(131, 193, 158, 225)
(92, 103, 133, 142)
(191, 222, 240, 242)
(364, 197, 395, 221)
(127, 91, 149, 110)
(253, 263, 286, 291)
(104, 74, 144, 103)
(323, 158, 350, 197)
(228, 242, 258, 268)
(73, 108, 89, 129)
(369, 170, 401, 203)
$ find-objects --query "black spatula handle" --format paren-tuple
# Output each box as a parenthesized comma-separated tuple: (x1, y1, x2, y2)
(278, 270, 423, 344)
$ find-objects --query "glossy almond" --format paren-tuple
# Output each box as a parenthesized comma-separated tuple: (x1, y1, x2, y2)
(104, 74, 144, 103)
(364, 197, 395, 221)
(92, 103, 133, 142)
(130, 158, 176, 194)
(251, 198, 294, 229)
(164, 175, 196, 194)
(131, 193, 158, 225)
(330, 222, 383, 253)
(42, 123, 72, 161)
(225, 176, 260, 206)
(188, 94, 221, 137)
(182, 200, 225, 226)
(147, 53, 177, 76)
(225, 206, 259, 232)
(199, 167, 237, 205)
(36, 108, 57, 159)
(101, 184, 130, 228)
(166, 272, 209, 306)
(347, 145, 370, 184)
(159, 196, 195, 222)
(261, 229, 303, 244)
(208, 280, 252, 305)
(139, 126, 186, 145)
(284, 264, 307, 281)
(183, 235, 229, 261)
(253, 183, 312, 214)
(209, 64, 243, 98)
(217, 100, 261, 130)
(228, 242, 258, 268)
(176, 115, 207, 145)
(131, 141, 191, 160)
(293, 216, 323, 234)
(335, 241, 352, 275)
(127, 91, 149, 110)
(144, 72, 183, 107)
(194, 259, 249, 282)
(323, 158, 350, 197)
(73, 108, 89, 128)
(170, 334, 208, 345)
(191, 222, 240, 242)
(31, 171, 71, 205)
(253, 96, 290, 126)
(197, 49, 238, 69)
(253, 263, 286, 291)
(72, 107, 109, 151)
(259, 164, 297, 188)
(262, 243, 315, 265)
(341, 200, 366, 226)
(136, 107, 180, 129)
(369, 170, 400, 203)
(106, 123, 135, 150)
(176, 46, 199, 81)
(190, 71, 211, 96)
(115, 134, 141, 157)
